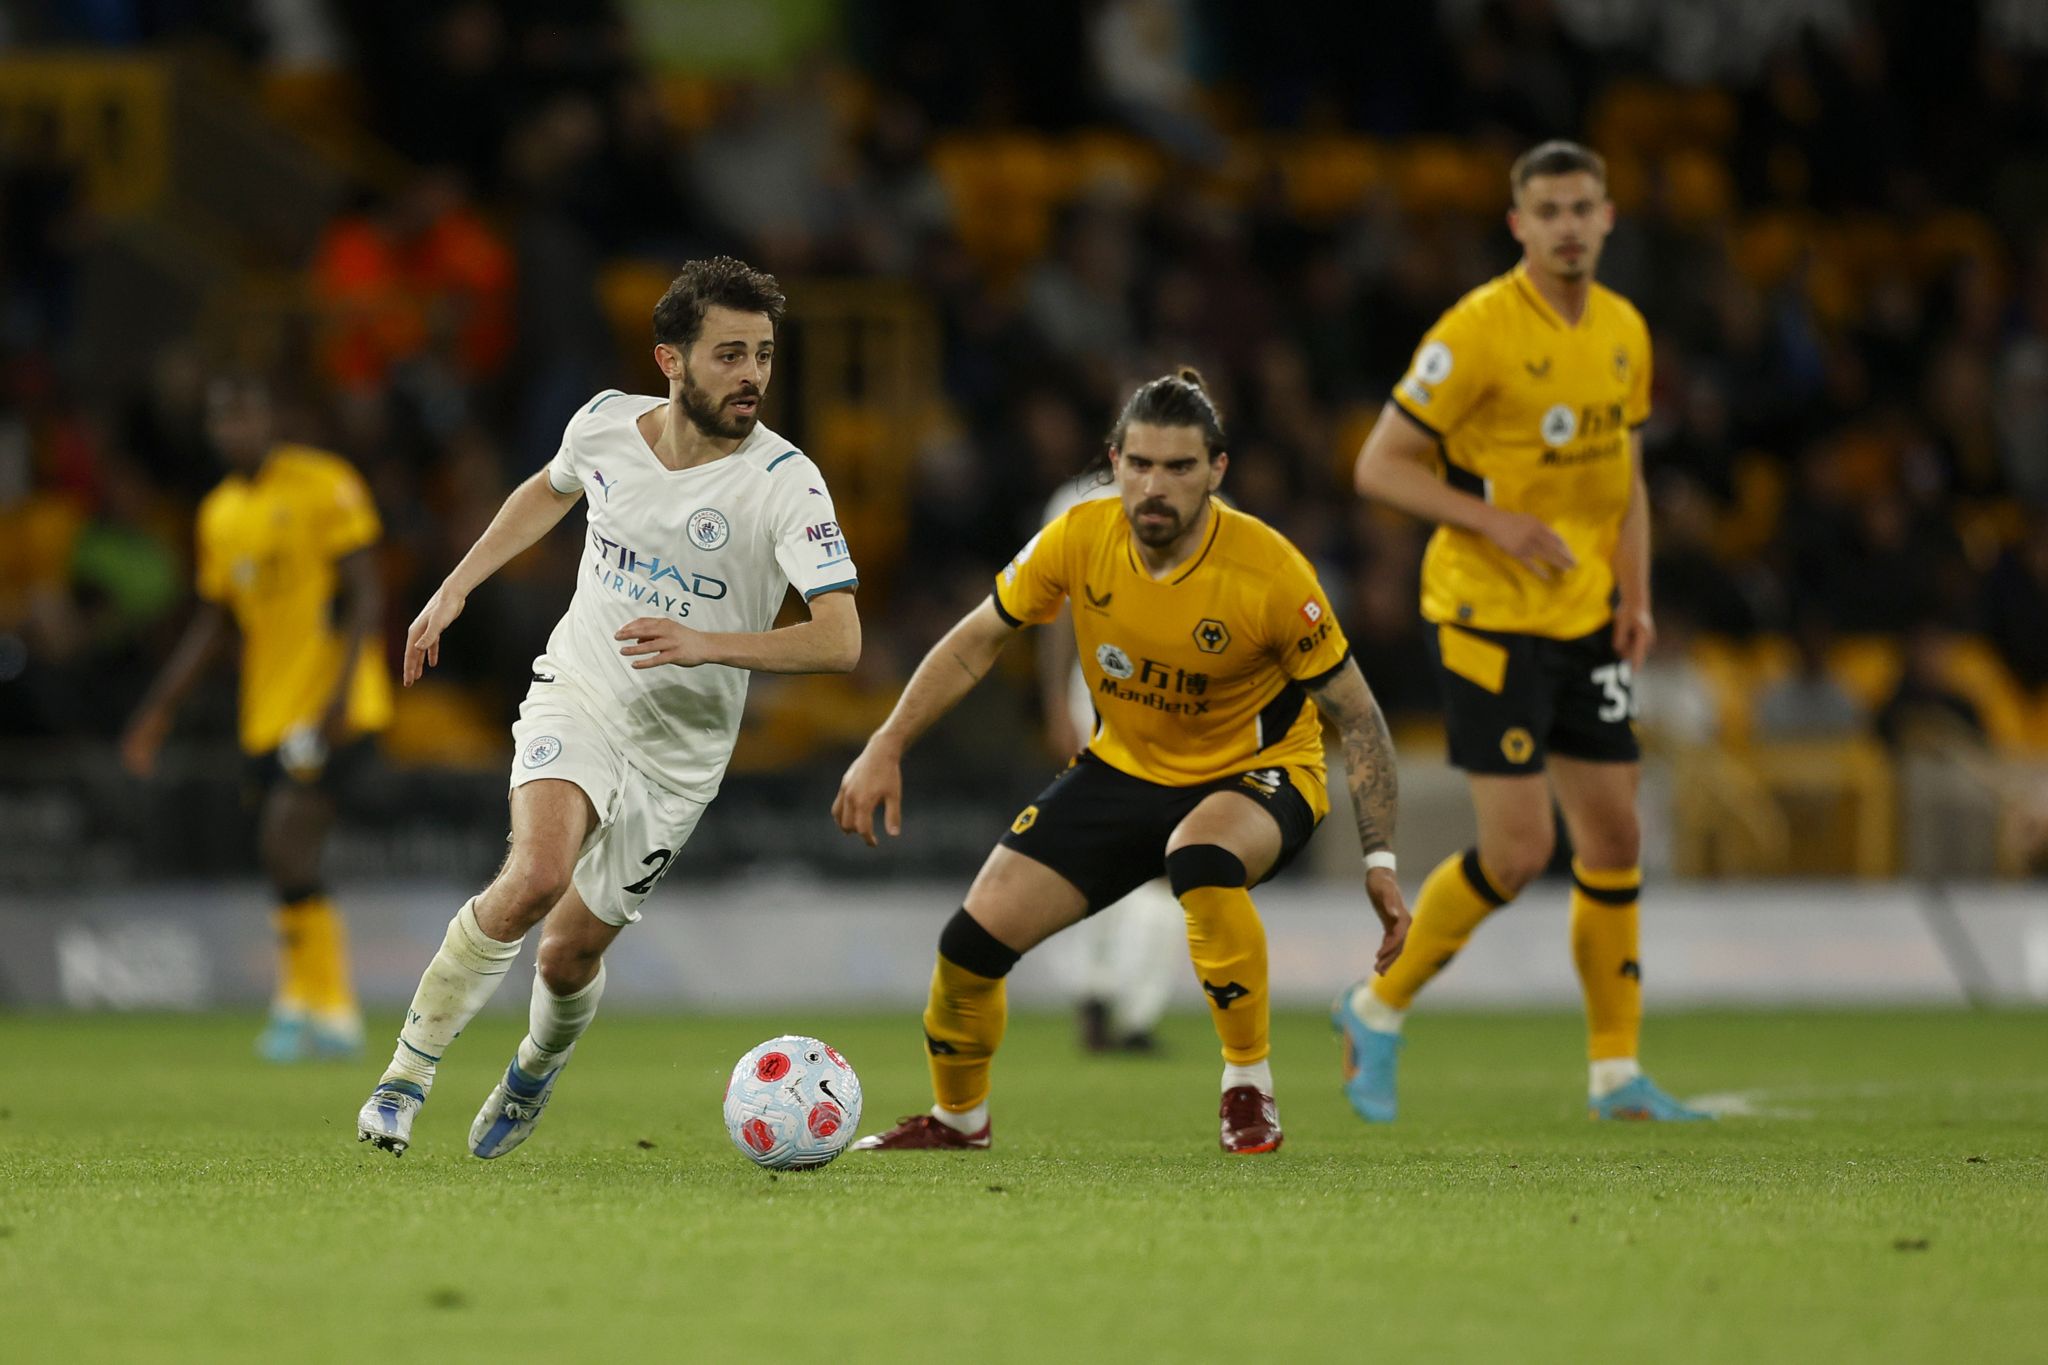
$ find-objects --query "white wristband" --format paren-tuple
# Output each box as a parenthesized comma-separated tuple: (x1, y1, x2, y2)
(1364, 851, 1397, 874)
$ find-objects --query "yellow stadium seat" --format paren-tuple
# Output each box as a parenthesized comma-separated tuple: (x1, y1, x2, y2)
(1662, 148, 1735, 226)
(1828, 636, 1904, 711)
(1065, 130, 1166, 198)
(1733, 211, 1811, 290)
(1277, 135, 1384, 221)
(1690, 634, 1757, 744)
(1939, 636, 2032, 752)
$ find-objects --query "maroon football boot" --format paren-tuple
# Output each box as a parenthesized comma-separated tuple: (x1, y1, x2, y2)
(1219, 1086, 1283, 1154)
(851, 1113, 992, 1151)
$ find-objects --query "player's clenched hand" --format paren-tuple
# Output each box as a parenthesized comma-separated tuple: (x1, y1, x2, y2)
(1364, 866, 1411, 974)
(1481, 508, 1576, 581)
(616, 617, 712, 668)
(832, 740, 903, 847)
(404, 584, 467, 686)
(1612, 603, 1655, 672)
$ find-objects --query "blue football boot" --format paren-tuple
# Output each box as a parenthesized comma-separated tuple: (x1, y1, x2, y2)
(1331, 985, 1401, 1123)
(255, 1010, 308, 1063)
(469, 1050, 572, 1159)
(1590, 1074, 1711, 1121)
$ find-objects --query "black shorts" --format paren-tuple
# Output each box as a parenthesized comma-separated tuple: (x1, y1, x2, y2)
(244, 737, 375, 803)
(997, 751, 1322, 912)
(1427, 621, 1640, 775)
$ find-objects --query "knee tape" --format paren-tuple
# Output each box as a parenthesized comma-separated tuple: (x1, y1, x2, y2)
(937, 908, 1020, 979)
(1166, 845, 1248, 898)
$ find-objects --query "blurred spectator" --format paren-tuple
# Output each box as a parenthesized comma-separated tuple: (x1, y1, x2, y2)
(1875, 625, 1986, 751)
(1755, 616, 1866, 740)
(1981, 510, 2048, 690)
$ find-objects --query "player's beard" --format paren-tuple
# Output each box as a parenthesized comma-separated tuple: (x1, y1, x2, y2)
(1130, 496, 1193, 548)
(678, 366, 759, 441)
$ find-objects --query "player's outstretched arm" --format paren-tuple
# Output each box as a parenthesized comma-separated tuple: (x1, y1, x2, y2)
(833, 597, 1018, 846)
(616, 587, 860, 675)
(1354, 403, 1576, 580)
(405, 469, 582, 685)
(120, 601, 231, 777)
(1307, 657, 1412, 972)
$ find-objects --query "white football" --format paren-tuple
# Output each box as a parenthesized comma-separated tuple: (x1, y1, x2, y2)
(722, 1035, 864, 1170)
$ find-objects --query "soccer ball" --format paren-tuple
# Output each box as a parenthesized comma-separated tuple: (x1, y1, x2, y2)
(722, 1035, 864, 1170)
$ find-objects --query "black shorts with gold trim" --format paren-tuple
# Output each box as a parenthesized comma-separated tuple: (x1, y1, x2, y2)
(244, 736, 375, 803)
(997, 751, 1320, 912)
(1425, 621, 1640, 775)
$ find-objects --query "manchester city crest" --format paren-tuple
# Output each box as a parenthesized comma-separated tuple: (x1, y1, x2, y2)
(688, 508, 731, 551)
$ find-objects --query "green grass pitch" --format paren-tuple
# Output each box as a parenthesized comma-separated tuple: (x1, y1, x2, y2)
(2, 1008, 2042, 1363)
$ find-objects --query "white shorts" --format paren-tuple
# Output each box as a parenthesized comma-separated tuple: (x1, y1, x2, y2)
(509, 683, 709, 927)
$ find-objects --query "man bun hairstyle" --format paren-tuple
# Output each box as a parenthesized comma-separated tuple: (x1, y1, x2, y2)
(1109, 366, 1227, 457)
(652, 256, 788, 350)
(1511, 139, 1607, 194)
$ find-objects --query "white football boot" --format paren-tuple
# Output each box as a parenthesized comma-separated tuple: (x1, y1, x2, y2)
(356, 1080, 426, 1156)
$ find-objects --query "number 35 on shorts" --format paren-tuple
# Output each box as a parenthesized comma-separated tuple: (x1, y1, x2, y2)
(1590, 662, 1638, 723)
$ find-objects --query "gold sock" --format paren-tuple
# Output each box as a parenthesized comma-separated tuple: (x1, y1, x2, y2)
(271, 902, 314, 1013)
(923, 953, 1007, 1114)
(278, 895, 356, 1016)
(1178, 884, 1270, 1066)
(1570, 860, 1642, 1061)
(1371, 849, 1508, 1011)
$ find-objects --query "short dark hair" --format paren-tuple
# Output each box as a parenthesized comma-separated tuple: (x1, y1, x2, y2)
(1511, 140, 1607, 194)
(651, 256, 787, 350)
(1109, 366, 1227, 458)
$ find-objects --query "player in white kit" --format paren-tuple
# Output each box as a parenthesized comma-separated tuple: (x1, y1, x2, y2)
(1037, 472, 1185, 1052)
(355, 258, 860, 1157)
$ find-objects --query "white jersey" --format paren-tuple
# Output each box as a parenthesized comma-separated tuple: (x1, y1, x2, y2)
(1043, 473, 1119, 730)
(534, 391, 857, 800)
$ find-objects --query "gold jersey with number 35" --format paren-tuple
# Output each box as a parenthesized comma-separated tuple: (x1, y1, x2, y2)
(1392, 262, 1651, 639)
(993, 496, 1351, 814)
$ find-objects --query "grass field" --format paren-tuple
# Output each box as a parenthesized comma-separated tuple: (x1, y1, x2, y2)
(3, 1008, 2043, 1364)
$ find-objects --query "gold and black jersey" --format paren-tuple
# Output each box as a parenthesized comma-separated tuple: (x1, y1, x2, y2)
(195, 444, 392, 754)
(993, 497, 1351, 814)
(1391, 263, 1652, 639)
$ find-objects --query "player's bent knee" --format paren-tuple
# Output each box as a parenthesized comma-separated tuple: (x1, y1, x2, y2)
(536, 936, 602, 994)
(1482, 837, 1553, 897)
(1165, 844, 1247, 897)
(937, 908, 1021, 980)
(490, 859, 575, 926)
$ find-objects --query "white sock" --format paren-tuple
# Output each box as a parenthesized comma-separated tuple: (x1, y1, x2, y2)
(1350, 980, 1406, 1034)
(516, 962, 605, 1078)
(380, 899, 523, 1094)
(932, 1100, 988, 1134)
(1589, 1057, 1642, 1099)
(1222, 1059, 1273, 1094)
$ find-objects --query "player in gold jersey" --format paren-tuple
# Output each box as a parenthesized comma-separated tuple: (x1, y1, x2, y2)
(122, 376, 391, 1061)
(1343, 141, 1705, 1121)
(835, 370, 1409, 1154)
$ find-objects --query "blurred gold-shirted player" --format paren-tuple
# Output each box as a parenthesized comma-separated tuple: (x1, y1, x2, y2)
(835, 369, 1410, 1155)
(123, 376, 390, 1061)
(1343, 140, 1707, 1121)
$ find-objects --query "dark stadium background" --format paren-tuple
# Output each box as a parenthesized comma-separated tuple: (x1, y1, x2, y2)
(0, 0, 2043, 939)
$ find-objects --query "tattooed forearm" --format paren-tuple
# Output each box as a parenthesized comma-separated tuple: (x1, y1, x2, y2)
(1309, 660, 1399, 856)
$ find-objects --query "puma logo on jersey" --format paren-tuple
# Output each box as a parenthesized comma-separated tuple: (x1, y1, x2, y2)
(591, 469, 614, 501)
(1084, 583, 1113, 610)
